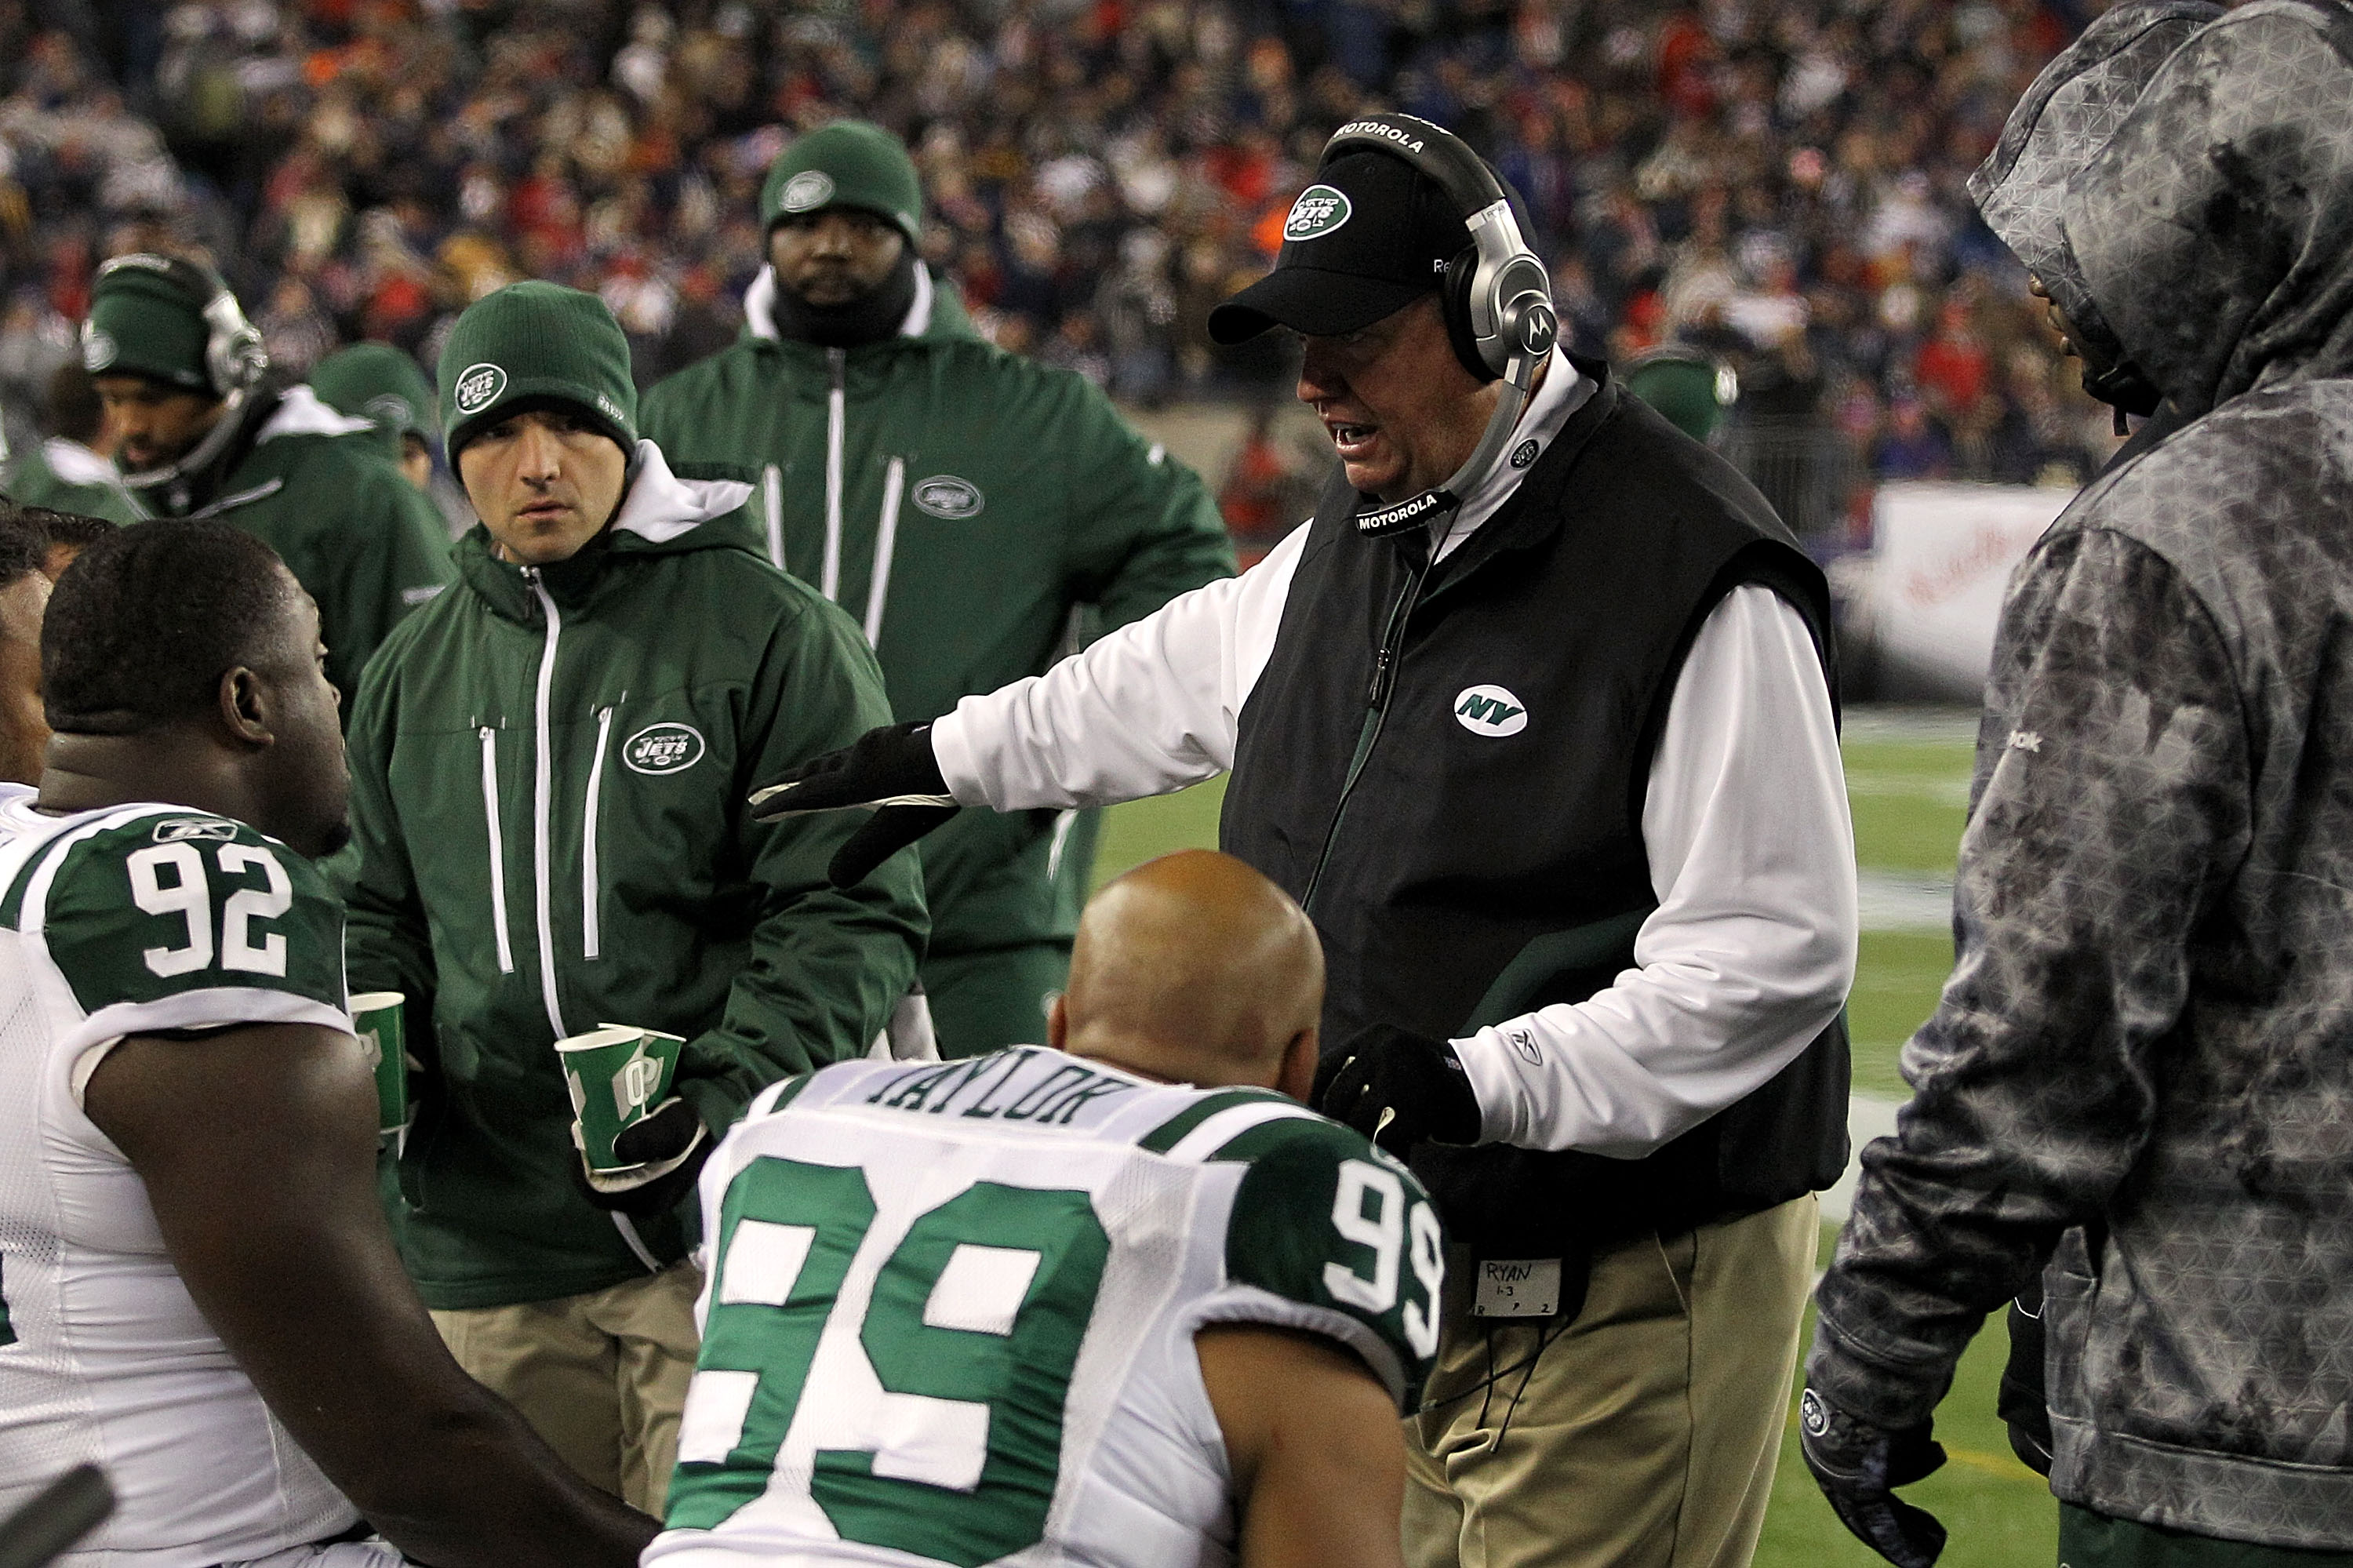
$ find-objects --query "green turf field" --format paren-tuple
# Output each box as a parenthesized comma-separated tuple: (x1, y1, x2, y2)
(1089, 709, 2057, 1564)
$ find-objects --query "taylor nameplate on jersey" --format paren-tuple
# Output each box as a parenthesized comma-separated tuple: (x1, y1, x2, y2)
(1472, 1257, 1562, 1318)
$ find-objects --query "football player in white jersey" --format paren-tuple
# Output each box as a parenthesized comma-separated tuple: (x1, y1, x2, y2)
(0, 521, 656, 1568)
(648, 849, 1440, 1568)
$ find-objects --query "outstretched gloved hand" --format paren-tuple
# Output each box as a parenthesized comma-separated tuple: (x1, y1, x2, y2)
(747, 720, 958, 887)
(1798, 1385, 1948, 1568)
(1311, 1024, 1482, 1155)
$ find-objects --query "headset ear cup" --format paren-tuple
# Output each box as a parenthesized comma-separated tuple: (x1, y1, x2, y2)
(1440, 249, 1497, 383)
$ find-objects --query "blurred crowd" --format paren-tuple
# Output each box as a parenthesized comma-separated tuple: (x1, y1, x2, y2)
(0, 0, 2125, 540)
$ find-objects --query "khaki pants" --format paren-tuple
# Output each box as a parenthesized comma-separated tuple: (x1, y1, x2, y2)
(1405, 1195, 1818, 1568)
(432, 1261, 703, 1515)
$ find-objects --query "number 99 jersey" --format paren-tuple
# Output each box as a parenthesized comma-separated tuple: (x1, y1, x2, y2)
(0, 791, 362, 1565)
(648, 1046, 1446, 1568)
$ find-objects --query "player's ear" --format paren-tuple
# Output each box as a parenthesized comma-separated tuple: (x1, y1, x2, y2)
(1275, 1027, 1318, 1103)
(1046, 992, 1069, 1053)
(216, 665, 272, 748)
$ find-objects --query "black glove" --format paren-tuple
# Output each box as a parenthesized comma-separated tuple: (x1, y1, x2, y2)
(1798, 1386, 1948, 1568)
(747, 720, 958, 888)
(1311, 1024, 1481, 1155)
(575, 1098, 711, 1219)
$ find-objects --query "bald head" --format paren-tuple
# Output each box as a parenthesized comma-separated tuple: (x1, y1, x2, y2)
(1052, 850, 1324, 1096)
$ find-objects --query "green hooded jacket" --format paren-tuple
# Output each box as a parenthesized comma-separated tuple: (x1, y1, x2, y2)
(638, 269, 1233, 965)
(2, 437, 144, 525)
(341, 443, 928, 1310)
(147, 385, 453, 712)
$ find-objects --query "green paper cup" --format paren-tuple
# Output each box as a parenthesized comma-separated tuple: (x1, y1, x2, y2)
(558, 1025, 686, 1173)
(350, 991, 409, 1142)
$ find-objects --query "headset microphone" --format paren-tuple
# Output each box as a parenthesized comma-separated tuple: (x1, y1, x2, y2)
(1314, 115, 1558, 537)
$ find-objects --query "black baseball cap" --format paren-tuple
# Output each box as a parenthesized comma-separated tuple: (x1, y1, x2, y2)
(1209, 151, 1476, 344)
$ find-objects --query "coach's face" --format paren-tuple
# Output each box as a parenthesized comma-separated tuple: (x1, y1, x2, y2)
(769, 208, 905, 308)
(94, 375, 224, 475)
(1297, 294, 1498, 502)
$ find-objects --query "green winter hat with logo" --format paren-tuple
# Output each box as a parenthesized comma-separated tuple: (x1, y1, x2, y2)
(82, 260, 220, 395)
(759, 120, 924, 242)
(311, 343, 439, 460)
(438, 282, 638, 462)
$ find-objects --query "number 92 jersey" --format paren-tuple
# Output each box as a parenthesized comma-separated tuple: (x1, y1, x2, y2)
(0, 791, 360, 1566)
(649, 1046, 1446, 1568)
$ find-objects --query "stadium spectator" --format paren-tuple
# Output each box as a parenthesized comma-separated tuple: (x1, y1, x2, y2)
(0, 2, 2133, 526)
(1806, 6, 2353, 1563)
(641, 122, 1231, 1059)
(341, 282, 926, 1514)
(2, 362, 140, 524)
(79, 253, 450, 712)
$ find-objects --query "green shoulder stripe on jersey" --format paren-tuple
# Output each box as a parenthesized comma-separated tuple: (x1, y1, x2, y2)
(39, 813, 344, 1020)
(1223, 1117, 1444, 1403)
(1134, 1086, 1294, 1155)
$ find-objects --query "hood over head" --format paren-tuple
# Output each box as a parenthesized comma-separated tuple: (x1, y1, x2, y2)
(2065, 0, 2353, 417)
(1970, 0, 2221, 374)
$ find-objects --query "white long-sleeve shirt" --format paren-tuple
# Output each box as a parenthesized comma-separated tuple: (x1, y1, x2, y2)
(933, 358, 1857, 1159)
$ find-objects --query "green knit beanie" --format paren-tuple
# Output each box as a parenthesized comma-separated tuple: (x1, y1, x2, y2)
(311, 343, 438, 461)
(760, 120, 923, 242)
(82, 260, 219, 395)
(1624, 352, 1738, 445)
(438, 282, 638, 462)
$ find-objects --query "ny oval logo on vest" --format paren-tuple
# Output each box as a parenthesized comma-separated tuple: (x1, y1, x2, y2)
(453, 362, 506, 417)
(1454, 685, 1528, 737)
(1283, 184, 1353, 242)
(911, 475, 985, 519)
(624, 722, 706, 776)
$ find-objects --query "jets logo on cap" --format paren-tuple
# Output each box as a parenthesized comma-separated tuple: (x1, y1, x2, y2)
(1284, 184, 1353, 242)
(453, 362, 507, 417)
(82, 329, 116, 373)
(781, 169, 835, 213)
(365, 393, 413, 427)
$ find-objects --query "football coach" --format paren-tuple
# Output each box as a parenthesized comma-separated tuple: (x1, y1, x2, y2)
(750, 114, 1858, 1568)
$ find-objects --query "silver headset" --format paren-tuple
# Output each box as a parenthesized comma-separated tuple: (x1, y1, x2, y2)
(1317, 114, 1559, 537)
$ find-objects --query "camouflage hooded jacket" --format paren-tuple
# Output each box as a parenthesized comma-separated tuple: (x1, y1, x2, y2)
(1812, 0, 2353, 1548)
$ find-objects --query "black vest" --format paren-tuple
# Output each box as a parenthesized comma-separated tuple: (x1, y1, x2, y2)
(1222, 366, 1849, 1273)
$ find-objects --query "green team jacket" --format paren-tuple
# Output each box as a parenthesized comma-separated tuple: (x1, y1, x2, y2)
(639, 271, 1232, 959)
(341, 446, 929, 1310)
(145, 386, 452, 713)
(2, 436, 144, 525)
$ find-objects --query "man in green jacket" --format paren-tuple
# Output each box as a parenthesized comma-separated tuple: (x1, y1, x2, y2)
(2, 362, 143, 524)
(80, 253, 450, 711)
(342, 282, 926, 1514)
(641, 121, 1232, 1057)
(311, 340, 442, 493)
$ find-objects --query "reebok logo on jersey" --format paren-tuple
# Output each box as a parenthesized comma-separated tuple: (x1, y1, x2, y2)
(453, 362, 506, 417)
(624, 722, 705, 775)
(1284, 184, 1353, 242)
(911, 475, 985, 519)
(1454, 685, 1528, 737)
(152, 818, 238, 844)
(780, 169, 835, 213)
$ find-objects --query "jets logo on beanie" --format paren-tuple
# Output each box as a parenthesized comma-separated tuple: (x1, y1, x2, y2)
(437, 282, 638, 462)
(759, 120, 923, 242)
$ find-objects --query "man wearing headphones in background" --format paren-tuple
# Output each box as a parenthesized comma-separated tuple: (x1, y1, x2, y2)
(82, 255, 452, 712)
(753, 115, 1857, 1568)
